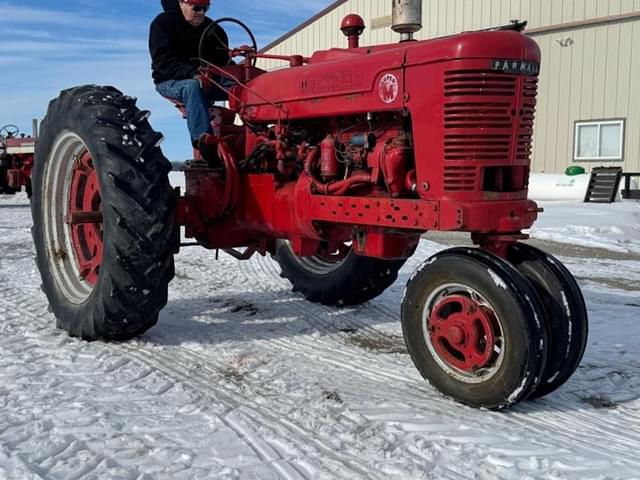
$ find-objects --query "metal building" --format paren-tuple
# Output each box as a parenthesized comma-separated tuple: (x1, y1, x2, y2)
(260, 1, 640, 173)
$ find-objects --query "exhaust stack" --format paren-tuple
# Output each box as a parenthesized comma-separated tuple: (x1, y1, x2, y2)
(391, 0, 422, 42)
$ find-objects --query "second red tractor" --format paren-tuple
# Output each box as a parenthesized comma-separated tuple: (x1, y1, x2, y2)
(0, 124, 34, 197)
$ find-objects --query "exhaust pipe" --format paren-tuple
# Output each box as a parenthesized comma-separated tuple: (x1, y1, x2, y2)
(32, 118, 39, 139)
(391, 0, 423, 42)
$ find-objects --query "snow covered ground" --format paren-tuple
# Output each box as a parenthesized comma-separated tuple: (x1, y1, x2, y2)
(1, 191, 640, 480)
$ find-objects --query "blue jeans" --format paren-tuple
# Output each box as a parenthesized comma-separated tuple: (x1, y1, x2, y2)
(156, 78, 230, 144)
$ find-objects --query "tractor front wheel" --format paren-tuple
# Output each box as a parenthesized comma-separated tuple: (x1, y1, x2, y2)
(32, 85, 177, 341)
(274, 240, 406, 306)
(507, 243, 588, 399)
(401, 248, 548, 409)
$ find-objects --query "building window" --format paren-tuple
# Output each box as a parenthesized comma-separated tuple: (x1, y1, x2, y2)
(574, 119, 625, 161)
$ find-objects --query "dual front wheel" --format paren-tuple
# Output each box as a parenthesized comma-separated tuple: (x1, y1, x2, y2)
(276, 240, 587, 409)
(401, 246, 587, 409)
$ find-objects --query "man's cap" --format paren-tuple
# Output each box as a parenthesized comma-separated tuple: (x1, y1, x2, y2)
(183, 0, 210, 5)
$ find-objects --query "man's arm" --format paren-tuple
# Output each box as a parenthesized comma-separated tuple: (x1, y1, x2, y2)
(149, 16, 198, 82)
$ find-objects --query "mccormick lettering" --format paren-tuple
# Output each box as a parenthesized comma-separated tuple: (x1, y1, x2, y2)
(301, 72, 364, 95)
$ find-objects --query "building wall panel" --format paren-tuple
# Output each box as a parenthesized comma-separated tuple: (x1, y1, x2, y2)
(628, 19, 640, 169)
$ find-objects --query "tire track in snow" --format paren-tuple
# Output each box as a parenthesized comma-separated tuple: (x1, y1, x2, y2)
(115, 343, 382, 480)
(0, 246, 383, 477)
(0, 297, 147, 479)
(241, 252, 406, 344)
(118, 338, 476, 480)
(0, 285, 382, 479)
(0, 288, 295, 479)
(257, 314, 640, 471)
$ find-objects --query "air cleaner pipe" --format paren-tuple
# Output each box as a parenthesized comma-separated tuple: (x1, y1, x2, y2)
(391, 0, 423, 41)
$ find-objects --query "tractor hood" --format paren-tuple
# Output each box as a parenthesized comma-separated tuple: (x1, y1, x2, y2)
(237, 30, 540, 119)
(161, 0, 179, 13)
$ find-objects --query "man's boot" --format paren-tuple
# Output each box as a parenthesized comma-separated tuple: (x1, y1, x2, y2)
(197, 133, 221, 168)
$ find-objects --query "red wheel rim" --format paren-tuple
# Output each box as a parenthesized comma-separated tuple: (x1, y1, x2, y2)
(67, 150, 103, 285)
(428, 294, 498, 373)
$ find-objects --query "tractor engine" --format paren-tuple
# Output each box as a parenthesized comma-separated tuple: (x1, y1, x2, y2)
(243, 113, 410, 197)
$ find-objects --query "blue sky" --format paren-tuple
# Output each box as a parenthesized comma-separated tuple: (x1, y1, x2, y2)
(0, 0, 334, 160)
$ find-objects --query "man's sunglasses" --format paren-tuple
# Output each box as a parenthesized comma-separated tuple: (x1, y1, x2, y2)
(182, 2, 209, 12)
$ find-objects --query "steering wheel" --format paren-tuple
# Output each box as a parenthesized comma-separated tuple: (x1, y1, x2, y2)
(0, 124, 19, 139)
(199, 17, 258, 67)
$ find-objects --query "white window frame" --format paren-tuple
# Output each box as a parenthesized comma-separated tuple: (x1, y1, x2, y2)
(574, 119, 625, 162)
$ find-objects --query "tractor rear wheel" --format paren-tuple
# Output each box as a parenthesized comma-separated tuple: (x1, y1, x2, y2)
(401, 248, 548, 410)
(507, 243, 588, 399)
(274, 240, 406, 306)
(32, 85, 177, 341)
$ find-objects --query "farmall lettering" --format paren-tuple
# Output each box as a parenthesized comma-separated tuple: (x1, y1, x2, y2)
(378, 73, 399, 103)
(491, 59, 540, 75)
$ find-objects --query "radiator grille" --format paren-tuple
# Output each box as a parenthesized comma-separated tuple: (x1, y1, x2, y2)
(444, 70, 517, 97)
(523, 76, 538, 98)
(444, 102, 512, 130)
(443, 69, 538, 167)
(444, 134, 511, 162)
(443, 166, 477, 191)
(518, 99, 537, 161)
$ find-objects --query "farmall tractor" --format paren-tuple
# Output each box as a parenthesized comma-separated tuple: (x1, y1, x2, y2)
(32, 1, 588, 410)
(0, 123, 34, 196)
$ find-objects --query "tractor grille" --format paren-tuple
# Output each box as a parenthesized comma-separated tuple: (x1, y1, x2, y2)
(444, 166, 477, 191)
(442, 69, 538, 191)
(444, 70, 517, 97)
(444, 134, 512, 162)
(517, 76, 538, 162)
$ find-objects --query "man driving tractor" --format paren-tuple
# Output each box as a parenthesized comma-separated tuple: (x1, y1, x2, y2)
(149, 0, 231, 164)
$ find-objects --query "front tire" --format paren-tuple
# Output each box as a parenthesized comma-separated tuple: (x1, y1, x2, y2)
(401, 248, 548, 410)
(32, 85, 177, 340)
(508, 243, 588, 399)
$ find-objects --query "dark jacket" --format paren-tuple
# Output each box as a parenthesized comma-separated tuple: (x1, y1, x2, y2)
(150, 0, 229, 84)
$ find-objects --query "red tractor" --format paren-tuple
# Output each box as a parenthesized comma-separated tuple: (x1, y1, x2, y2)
(0, 124, 34, 197)
(31, 4, 588, 410)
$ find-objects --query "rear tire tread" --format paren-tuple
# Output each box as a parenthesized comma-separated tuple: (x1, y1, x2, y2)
(32, 85, 176, 341)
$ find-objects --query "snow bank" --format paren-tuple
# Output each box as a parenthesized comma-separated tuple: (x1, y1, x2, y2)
(529, 201, 640, 253)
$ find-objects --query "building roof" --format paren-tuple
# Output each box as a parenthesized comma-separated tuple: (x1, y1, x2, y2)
(260, 0, 349, 52)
